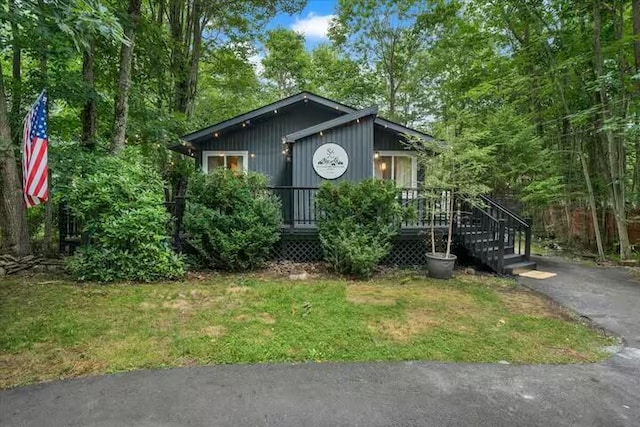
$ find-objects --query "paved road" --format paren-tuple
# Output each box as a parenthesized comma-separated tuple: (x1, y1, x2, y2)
(2, 257, 640, 427)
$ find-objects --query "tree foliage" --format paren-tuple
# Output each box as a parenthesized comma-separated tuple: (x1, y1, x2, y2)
(315, 179, 410, 278)
(64, 150, 185, 282)
(183, 169, 282, 271)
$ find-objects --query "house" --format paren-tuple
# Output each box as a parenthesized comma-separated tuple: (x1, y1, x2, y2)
(172, 92, 535, 273)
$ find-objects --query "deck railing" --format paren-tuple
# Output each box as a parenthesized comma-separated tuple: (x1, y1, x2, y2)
(266, 186, 454, 229)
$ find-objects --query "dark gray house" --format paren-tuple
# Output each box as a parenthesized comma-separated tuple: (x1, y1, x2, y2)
(172, 92, 534, 273)
(174, 92, 428, 190)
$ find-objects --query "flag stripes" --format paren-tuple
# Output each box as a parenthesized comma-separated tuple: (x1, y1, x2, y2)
(22, 91, 48, 208)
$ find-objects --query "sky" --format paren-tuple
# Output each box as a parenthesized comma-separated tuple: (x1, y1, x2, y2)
(249, 0, 338, 73)
(268, 0, 338, 49)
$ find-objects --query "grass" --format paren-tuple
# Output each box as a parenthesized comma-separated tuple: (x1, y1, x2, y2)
(0, 271, 615, 389)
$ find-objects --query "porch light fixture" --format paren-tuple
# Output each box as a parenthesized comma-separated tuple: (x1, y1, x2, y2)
(380, 162, 387, 171)
(214, 132, 219, 138)
(319, 131, 323, 136)
(242, 123, 246, 128)
(356, 118, 360, 123)
(274, 109, 278, 114)
(282, 150, 287, 155)
(250, 153, 255, 158)
(374, 151, 380, 159)
(219, 153, 224, 157)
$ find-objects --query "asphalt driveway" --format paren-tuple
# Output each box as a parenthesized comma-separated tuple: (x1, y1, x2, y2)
(2, 257, 640, 427)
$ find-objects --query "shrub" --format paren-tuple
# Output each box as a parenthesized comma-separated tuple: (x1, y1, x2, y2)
(183, 169, 282, 271)
(315, 179, 409, 278)
(64, 152, 185, 282)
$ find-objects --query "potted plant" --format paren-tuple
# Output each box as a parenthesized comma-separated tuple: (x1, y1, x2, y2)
(410, 128, 491, 279)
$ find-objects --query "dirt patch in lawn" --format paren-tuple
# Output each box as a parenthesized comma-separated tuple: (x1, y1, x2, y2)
(259, 312, 276, 324)
(499, 290, 570, 319)
(226, 286, 252, 294)
(200, 325, 227, 338)
(369, 308, 441, 341)
(0, 345, 108, 389)
(347, 285, 397, 306)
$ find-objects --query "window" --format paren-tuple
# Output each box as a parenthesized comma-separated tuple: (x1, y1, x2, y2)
(373, 151, 417, 188)
(202, 151, 248, 174)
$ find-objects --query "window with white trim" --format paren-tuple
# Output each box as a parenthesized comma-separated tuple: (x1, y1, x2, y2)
(202, 151, 248, 174)
(373, 151, 418, 188)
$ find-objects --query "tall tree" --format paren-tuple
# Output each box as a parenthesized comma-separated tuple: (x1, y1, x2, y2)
(592, 0, 632, 260)
(0, 60, 31, 256)
(330, 0, 448, 123)
(261, 28, 310, 97)
(111, 0, 143, 154)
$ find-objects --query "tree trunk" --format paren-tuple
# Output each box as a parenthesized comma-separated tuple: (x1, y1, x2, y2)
(10, 0, 22, 138)
(445, 190, 454, 258)
(634, 0, 640, 75)
(170, 0, 205, 116)
(632, 0, 640, 199)
(111, 0, 143, 154)
(579, 149, 605, 259)
(593, 0, 632, 260)
(0, 61, 31, 256)
(81, 43, 97, 149)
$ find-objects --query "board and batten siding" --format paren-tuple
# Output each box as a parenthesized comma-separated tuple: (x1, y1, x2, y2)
(292, 116, 375, 187)
(290, 116, 375, 226)
(196, 105, 339, 186)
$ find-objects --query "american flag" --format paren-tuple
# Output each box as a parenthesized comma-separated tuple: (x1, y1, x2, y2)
(22, 91, 48, 208)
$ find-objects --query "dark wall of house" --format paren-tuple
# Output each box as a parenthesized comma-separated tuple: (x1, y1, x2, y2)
(373, 126, 411, 151)
(196, 103, 339, 186)
(292, 116, 375, 187)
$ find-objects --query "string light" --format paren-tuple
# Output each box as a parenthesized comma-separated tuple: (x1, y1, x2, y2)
(214, 132, 219, 137)
(319, 131, 323, 136)
(274, 109, 278, 114)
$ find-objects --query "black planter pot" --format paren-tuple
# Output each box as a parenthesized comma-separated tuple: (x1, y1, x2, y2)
(425, 252, 457, 279)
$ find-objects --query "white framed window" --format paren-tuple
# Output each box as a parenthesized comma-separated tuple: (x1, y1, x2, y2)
(202, 151, 249, 174)
(373, 150, 418, 188)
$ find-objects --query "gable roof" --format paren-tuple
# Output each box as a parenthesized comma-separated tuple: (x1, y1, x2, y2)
(283, 106, 378, 143)
(179, 91, 433, 144)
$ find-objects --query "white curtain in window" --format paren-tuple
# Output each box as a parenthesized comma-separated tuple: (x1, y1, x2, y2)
(375, 156, 392, 180)
(394, 156, 412, 188)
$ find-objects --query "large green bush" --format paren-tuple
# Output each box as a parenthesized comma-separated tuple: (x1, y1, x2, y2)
(183, 169, 282, 271)
(315, 179, 409, 278)
(65, 152, 185, 282)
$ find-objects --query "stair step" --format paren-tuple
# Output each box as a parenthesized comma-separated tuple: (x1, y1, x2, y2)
(504, 253, 525, 263)
(467, 244, 515, 254)
(503, 261, 537, 275)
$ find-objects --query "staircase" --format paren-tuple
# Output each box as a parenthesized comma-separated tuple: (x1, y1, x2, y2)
(455, 195, 536, 275)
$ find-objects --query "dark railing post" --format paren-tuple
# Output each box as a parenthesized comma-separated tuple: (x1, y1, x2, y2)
(289, 188, 295, 226)
(524, 217, 532, 260)
(497, 219, 506, 273)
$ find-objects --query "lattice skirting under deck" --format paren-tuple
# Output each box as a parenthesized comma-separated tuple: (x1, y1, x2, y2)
(274, 232, 429, 266)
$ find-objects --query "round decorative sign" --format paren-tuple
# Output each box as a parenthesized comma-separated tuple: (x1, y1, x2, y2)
(312, 143, 348, 180)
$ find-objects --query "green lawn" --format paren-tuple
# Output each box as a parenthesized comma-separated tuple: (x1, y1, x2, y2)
(0, 271, 615, 389)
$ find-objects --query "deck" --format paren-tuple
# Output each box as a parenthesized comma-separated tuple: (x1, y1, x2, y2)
(268, 186, 533, 273)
